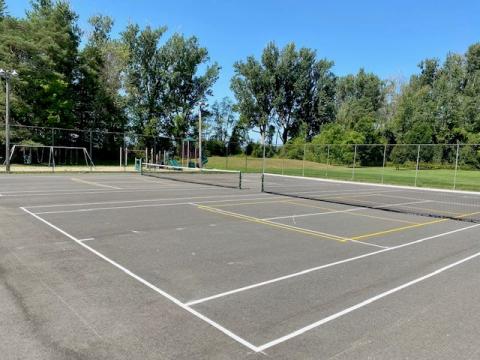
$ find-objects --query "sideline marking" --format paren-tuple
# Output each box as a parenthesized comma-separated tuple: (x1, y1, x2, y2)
(20, 207, 260, 353)
(256, 248, 480, 352)
(186, 223, 480, 306)
(71, 177, 122, 189)
(0, 186, 233, 197)
(26, 193, 271, 209)
(32, 196, 274, 215)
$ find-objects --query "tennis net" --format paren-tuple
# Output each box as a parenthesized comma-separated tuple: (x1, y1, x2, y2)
(262, 173, 480, 223)
(141, 163, 242, 189)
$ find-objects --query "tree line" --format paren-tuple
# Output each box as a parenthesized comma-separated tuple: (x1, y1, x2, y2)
(1, 0, 479, 161)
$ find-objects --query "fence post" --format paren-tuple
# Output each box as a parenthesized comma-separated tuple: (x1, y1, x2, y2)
(326, 145, 330, 177)
(51, 128, 55, 146)
(381, 144, 387, 184)
(414, 144, 421, 187)
(453, 143, 460, 190)
(302, 143, 306, 177)
(352, 144, 357, 180)
(225, 145, 229, 169)
(262, 132, 266, 174)
(89, 130, 93, 166)
(123, 133, 127, 168)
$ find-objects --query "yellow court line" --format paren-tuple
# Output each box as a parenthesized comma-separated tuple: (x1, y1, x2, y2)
(286, 200, 420, 225)
(455, 210, 480, 219)
(196, 205, 348, 243)
(350, 218, 448, 241)
(351, 208, 480, 241)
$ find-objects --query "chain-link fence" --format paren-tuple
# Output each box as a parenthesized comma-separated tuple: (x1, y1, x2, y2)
(2, 123, 480, 191)
(0, 123, 184, 172)
(205, 142, 480, 191)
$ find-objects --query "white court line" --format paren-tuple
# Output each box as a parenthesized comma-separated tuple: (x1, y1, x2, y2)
(31, 196, 273, 215)
(25, 194, 273, 209)
(186, 223, 480, 306)
(348, 239, 389, 249)
(26, 193, 270, 209)
(256, 248, 480, 352)
(1, 186, 234, 197)
(20, 207, 260, 353)
(262, 200, 431, 221)
(71, 177, 122, 190)
(263, 208, 362, 220)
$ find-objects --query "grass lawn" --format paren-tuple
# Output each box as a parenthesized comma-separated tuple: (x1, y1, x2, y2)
(207, 155, 480, 191)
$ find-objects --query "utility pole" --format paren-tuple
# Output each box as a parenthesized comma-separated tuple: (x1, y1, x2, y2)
(0, 69, 18, 173)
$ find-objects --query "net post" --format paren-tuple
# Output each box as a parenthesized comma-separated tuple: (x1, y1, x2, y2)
(453, 142, 460, 190)
(381, 144, 387, 184)
(302, 143, 306, 177)
(352, 144, 357, 180)
(261, 173, 264, 192)
(415, 144, 421, 187)
(239, 171, 242, 189)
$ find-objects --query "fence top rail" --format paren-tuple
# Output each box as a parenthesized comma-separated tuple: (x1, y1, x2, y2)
(285, 143, 480, 147)
(1, 122, 186, 140)
(11, 144, 89, 150)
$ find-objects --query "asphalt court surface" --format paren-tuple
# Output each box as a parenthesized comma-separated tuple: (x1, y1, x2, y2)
(1, 173, 480, 359)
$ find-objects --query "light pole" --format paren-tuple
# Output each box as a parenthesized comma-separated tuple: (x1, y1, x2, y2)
(0, 69, 18, 173)
(198, 102, 206, 169)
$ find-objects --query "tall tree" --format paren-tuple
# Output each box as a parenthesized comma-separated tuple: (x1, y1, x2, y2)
(160, 33, 220, 139)
(231, 55, 275, 142)
(0, 0, 7, 19)
(209, 97, 236, 143)
(122, 24, 167, 137)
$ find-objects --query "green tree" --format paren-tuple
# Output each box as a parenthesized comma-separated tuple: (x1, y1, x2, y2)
(231, 55, 275, 143)
(160, 33, 220, 139)
(122, 24, 167, 138)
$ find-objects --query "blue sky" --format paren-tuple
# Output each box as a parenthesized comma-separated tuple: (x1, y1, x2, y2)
(8, 0, 480, 102)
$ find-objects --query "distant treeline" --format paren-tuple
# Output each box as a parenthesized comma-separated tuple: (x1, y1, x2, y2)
(1, 0, 479, 157)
